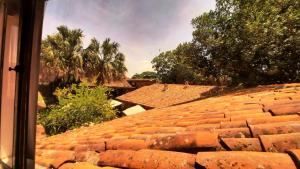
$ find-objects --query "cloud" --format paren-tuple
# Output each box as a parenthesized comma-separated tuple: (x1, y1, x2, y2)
(43, 0, 216, 76)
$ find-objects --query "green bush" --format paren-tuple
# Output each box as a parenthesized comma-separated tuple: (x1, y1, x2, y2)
(38, 83, 116, 135)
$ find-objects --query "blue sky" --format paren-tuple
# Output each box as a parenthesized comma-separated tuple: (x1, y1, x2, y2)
(42, 0, 216, 76)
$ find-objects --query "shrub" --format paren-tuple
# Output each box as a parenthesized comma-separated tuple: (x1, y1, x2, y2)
(38, 83, 116, 135)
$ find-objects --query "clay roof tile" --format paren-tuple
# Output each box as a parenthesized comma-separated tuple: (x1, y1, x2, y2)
(259, 133, 300, 153)
(99, 149, 196, 169)
(249, 121, 300, 137)
(221, 138, 263, 151)
(196, 151, 297, 169)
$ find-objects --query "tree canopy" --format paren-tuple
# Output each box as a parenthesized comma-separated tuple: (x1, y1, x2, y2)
(40, 26, 127, 86)
(132, 71, 158, 79)
(152, 0, 300, 86)
(40, 26, 128, 105)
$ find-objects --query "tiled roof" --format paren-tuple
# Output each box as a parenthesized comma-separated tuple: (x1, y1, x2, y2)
(35, 83, 300, 169)
(117, 84, 219, 108)
(103, 79, 133, 89)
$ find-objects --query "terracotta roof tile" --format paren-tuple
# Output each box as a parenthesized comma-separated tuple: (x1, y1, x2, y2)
(106, 139, 150, 151)
(59, 162, 119, 169)
(221, 138, 263, 151)
(249, 121, 300, 137)
(186, 124, 220, 131)
(98, 149, 196, 169)
(287, 149, 300, 169)
(220, 120, 248, 128)
(117, 84, 218, 108)
(74, 151, 99, 164)
(35, 150, 75, 168)
(214, 128, 251, 138)
(148, 132, 220, 152)
(229, 112, 272, 121)
(103, 79, 133, 89)
(259, 133, 300, 152)
(247, 114, 300, 125)
(269, 104, 300, 116)
(196, 151, 297, 169)
(35, 83, 300, 168)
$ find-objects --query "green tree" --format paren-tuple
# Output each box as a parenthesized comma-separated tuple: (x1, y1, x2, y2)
(154, 0, 300, 86)
(132, 71, 158, 79)
(191, 0, 300, 86)
(84, 38, 127, 84)
(41, 26, 84, 84)
(152, 43, 202, 84)
(82, 38, 101, 80)
(38, 83, 116, 135)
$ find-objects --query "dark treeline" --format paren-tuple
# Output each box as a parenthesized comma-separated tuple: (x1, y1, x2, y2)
(152, 0, 299, 86)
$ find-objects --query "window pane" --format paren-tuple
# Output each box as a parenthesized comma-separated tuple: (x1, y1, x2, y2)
(0, 1, 20, 167)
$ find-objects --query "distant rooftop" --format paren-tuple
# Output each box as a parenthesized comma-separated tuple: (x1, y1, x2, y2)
(103, 79, 134, 89)
(116, 83, 218, 108)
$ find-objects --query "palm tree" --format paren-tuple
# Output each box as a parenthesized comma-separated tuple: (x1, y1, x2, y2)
(41, 25, 84, 84)
(84, 38, 127, 84)
(82, 38, 101, 80)
(111, 52, 127, 80)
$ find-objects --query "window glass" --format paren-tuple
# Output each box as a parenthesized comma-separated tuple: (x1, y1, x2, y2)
(0, 1, 20, 167)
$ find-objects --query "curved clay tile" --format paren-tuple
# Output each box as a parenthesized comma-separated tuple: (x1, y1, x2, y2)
(225, 109, 264, 117)
(269, 104, 300, 116)
(35, 150, 76, 168)
(221, 138, 263, 151)
(98, 149, 196, 169)
(249, 121, 300, 137)
(106, 139, 150, 151)
(186, 124, 220, 131)
(287, 149, 300, 169)
(59, 162, 119, 169)
(259, 133, 300, 152)
(214, 128, 251, 138)
(196, 151, 297, 169)
(230, 112, 272, 121)
(148, 132, 220, 152)
(220, 120, 247, 128)
(247, 114, 300, 125)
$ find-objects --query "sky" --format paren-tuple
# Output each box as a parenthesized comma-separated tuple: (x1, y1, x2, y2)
(42, 0, 216, 76)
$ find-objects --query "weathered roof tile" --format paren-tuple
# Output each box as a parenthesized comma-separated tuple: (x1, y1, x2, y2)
(220, 120, 248, 128)
(230, 112, 272, 121)
(214, 128, 251, 138)
(247, 114, 300, 125)
(221, 138, 263, 151)
(36, 150, 75, 168)
(196, 151, 297, 169)
(35, 83, 300, 168)
(117, 84, 217, 108)
(259, 133, 300, 152)
(287, 149, 300, 169)
(99, 149, 196, 169)
(106, 139, 150, 151)
(148, 132, 220, 152)
(249, 121, 300, 137)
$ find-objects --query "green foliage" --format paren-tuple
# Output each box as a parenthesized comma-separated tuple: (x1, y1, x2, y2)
(153, 0, 300, 86)
(152, 43, 204, 84)
(40, 26, 128, 105)
(90, 38, 127, 84)
(40, 26, 83, 85)
(38, 83, 116, 135)
(132, 71, 158, 79)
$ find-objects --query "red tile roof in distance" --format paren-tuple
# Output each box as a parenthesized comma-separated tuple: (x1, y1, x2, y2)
(117, 83, 219, 108)
(35, 83, 300, 169)
(103, 79, 133, 89)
